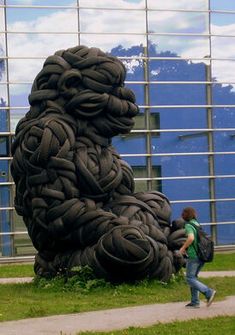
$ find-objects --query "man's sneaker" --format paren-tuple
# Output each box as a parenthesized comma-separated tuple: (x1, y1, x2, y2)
(207, 290, 216, 307)
(185, 302, 200, 308)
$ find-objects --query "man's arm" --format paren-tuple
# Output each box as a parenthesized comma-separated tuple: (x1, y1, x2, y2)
(179, 233, 194, 255)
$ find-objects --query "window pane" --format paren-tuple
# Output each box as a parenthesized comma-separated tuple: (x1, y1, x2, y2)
(217, 224, 235, 245)
(8, 59, 44, 83)
(215, 178, 235, 200)
(152, 132, 209, 154)
(148, 36, 209, 58)
(80, 9, 146, 33)
(211, 13, 235, 34)
(149, 59, 208, 81)
(158, 178, 210, 201)
(0, 160, 10, 182)
(80, 34, 146, 53)
(214, 155, 235, 175)
(6, 8, 78, 31)
(0, 106, 9, 132)
(9, 84, 31, 107)
(123, 58, 145, 81)
(211, 0, 235, 11)
(10, 108, 28, 132)
(7, 0, 77, 5)
(212, 84, 235, 105)
(150, 83, 207, 105)
(125, 83, 145, 106)
(7, 33, 78, 57)
(0, 6, 5, 31)
(212, 37, 235, 58)
(0, 136, 9, 157)
(213, 132, 235, 151)
(113, 133, 146, 155)
(152, 107, 207, 129)
(171, 202, 211, 224)
(0, 211, 12, 256)
(212, 108, 235, 128)
(148, 11, 208, 34)
(80, 0, 145, 9)
(212, 61, 235, 90)
(152, 155, 209, 177)
(148, 0, 208, 10)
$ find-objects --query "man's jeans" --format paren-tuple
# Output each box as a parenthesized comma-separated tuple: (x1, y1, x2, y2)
(186, 257, 213, 304)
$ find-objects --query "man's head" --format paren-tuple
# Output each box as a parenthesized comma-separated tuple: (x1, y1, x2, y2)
(181, 207, 197, 221)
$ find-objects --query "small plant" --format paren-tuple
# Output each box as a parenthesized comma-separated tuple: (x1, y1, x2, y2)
(33, 265, 110, 292)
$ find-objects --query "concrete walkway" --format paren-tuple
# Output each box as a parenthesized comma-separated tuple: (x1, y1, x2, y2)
(0, 297, 235, 335)
(0, 271, 235, 335)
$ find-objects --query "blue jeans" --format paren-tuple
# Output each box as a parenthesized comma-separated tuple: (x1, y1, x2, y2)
(186, 257, 213, 304)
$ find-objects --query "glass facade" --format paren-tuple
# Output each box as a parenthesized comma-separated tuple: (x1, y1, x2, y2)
(1, 0, 235, 258)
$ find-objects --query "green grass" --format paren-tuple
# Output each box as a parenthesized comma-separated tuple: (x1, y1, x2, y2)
(0, 263, 34, 278)
(0, 252, 234, 278)
(77, 316, 235, 335)
(0, 275, 235, 322)
(203, 252, 235, 271)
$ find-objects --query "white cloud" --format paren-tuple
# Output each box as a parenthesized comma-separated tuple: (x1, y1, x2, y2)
(4, 0, 235, 94)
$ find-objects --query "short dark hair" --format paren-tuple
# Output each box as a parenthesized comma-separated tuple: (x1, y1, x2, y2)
(182, 207, 197, 220)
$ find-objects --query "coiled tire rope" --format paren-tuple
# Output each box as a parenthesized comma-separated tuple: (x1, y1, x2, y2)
(11, 45, 186, 283)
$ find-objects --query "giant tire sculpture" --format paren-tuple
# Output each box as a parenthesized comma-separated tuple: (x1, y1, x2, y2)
(11, 45, 186, 282)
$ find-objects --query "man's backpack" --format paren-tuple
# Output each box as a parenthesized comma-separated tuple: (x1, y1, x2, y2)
(189, 222, 214, 263)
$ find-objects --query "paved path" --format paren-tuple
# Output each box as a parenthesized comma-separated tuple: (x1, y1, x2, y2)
(0, 296, 235, 335)
(0, 271, 235, 335)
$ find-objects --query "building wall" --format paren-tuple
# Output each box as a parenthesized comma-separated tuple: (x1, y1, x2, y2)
(0, 0, 235, 257)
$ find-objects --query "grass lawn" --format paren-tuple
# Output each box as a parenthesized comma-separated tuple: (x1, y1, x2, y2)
(0, 275, 235, 322)
(77, 316, 235, 335)
(0, 252, 234, 278)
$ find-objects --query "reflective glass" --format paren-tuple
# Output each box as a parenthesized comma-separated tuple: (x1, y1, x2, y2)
(9, 84, 31, 107)
(152, 132, 208, 154)
(124, 155, 147, 168)
(149, 59, 209, 81)
(14, 232, 36, 256)
(152, 154, 209, 177)
(217, 223, 235, 245)
(0, 6, 5, 31)
(215, 178, 235, 201)
(0, 160, 9, 182)
(80, 33, 146, 54)
(148, 11, 208, 34)
(211, 13, 235, 34)
(7, 33, 78, 57)
(0, 84, 8, 105)
(80, 9, 146, 33)
(212, 108, 235, 128)
(211, 0, 235, 11)
(0, 210, 12, 257)
(212, 84, 235, 105)
(211, 37, 235, 58)
(171, 202, 211, 224)
(79, 0, 145, 9)
(213, 132, 235, 151)
(214, 155, 235, 175)
(148, 0, 208, 10)
(6, 8, 78, 31)
(158, 178, 210, 201)
(148, 36, 210, 58)
(8, 58, 44, 83)
(7, 0, 77, 5)
(0, 34, 6, 57)
(149, 83, 207, 105)
(125, 83, 145, 106)
(0, 136, 9, 157)
(212, 61, 235, 89)
(150, 107, 207, 129)
(0, 106, 9, 132)
(10, 108, 28, 131)
(123, 58, 145, 81)
(112, 133, 146, 155)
